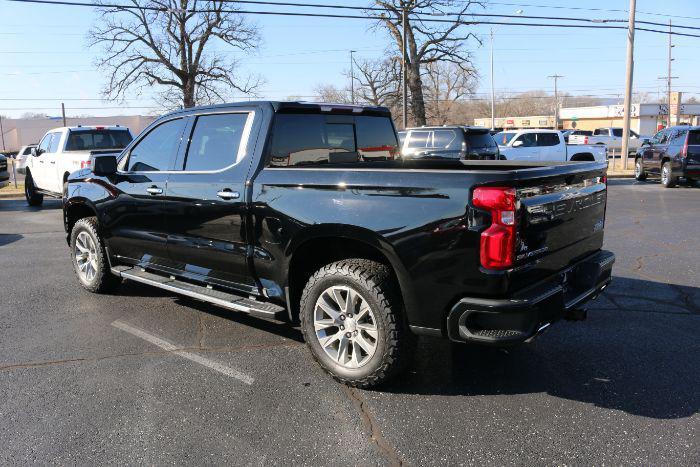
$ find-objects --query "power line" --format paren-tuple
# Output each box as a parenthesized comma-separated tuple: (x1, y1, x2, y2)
(5, 0, 700, 38)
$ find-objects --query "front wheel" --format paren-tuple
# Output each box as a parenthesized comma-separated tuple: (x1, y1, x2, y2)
(24, 171, 44, 206)
(299, 259, 414, 388)
(70, 217, 121, 293)
(634, 159, 647, 181)
(661, 162, 677, 188)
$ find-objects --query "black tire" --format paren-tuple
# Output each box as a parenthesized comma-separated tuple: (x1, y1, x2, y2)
(70, 217, 121, 294)
(299, 259, 415, 388)
(24, 170, 44, 206)
(634, 158, 647, 181)
(661, 161, 677, 188)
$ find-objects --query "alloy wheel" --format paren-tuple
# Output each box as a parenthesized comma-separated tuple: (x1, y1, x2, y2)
(662, 165, 669, 185)
(75, 231, 99, 283)
(313, 285, 378, 369)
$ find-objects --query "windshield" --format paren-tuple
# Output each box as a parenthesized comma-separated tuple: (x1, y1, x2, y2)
(65, 129, 132, 151)
(494, 132, 517, 146)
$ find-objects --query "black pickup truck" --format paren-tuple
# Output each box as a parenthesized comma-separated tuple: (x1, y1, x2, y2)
(64, 101, 614, 387)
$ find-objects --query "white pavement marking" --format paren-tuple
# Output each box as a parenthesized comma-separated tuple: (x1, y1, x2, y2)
(111, 320, 254, 385)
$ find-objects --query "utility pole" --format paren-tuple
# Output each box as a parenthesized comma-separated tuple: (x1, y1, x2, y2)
(401, 7, 408, 129)
(490, 28, 496, 130)
(0, 115, 5, 151)
(548, 74, 563, 129)
(61, 102, 67, 127)
(349, 50, 356, 104)
(620, 0, 636, 170)
(657, 20, 677, 128)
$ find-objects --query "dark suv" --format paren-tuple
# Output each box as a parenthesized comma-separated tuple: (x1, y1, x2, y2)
(400, 126, 501, 160)
(635, 126, 700, 187)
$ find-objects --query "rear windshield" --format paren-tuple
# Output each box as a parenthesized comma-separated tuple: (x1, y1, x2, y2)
(267, 114, 398, 167)
(688, 131, 700, 145)
(494, 132, 517, 146)
(65, 129, 132, 151)
(466, 132, 497, 149)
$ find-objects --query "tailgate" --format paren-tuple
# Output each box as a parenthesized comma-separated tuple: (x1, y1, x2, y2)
(510, 165, 608, 290)
(568, 135, 587, 145)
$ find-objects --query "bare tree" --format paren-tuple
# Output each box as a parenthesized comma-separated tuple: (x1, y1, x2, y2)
(351, 57, 401, 108)
(423, 61, 477, 124)
(90, 0, 262, 109)
(372, 0, 482, 126)
(313, 84, 351, 103)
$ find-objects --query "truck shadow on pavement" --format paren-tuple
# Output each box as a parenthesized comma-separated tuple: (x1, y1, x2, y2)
(381, 275, 699, 420)
(0, 199, 63, 211)
(0, 234, 23, 246)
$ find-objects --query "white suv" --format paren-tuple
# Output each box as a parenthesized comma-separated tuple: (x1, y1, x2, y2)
(24, 126, 133, 206)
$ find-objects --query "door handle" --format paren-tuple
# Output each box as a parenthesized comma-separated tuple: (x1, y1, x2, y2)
(50, 161, 56, 164)
(146, 186, 163, 195)
(217, 189, 240, 200)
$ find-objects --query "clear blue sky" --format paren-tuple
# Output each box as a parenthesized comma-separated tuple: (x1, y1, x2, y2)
(1, 0, 699, 118)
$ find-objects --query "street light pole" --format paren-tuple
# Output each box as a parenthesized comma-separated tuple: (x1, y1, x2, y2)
(490, 28, 496, 130)
(402, 7, 408, 129)
(349, 50, 356, 104)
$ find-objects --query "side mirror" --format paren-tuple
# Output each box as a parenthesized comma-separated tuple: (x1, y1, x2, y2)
(92, 154, 118, 176)
(641, 140, 650, 147)
(512, 140, 524, 148)
(31, 148, 41, 157)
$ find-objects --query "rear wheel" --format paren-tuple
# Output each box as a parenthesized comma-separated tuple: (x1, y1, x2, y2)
(661, 162, 677, 188)
(24, 171, 44, 206)
(70, 217, 121, 293)
(299, 259, 414, 388)
(634, 158, 647, 181)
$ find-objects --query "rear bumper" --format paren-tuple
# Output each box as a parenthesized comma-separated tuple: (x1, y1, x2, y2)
(447, 250, 615, 345)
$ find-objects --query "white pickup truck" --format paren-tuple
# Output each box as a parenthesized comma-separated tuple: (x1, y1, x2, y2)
(24, 125, 133, 206)
(568, 127, 649, 154)
(495, 129, 607, 162)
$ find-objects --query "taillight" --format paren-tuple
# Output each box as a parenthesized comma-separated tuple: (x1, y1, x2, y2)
(473, 187, 517, 270)
(80, 160, 92, 169)
(680, 136, 689, 158)
(584, 136, 589, 144)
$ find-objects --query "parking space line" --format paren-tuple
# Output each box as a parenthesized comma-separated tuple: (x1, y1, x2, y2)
(111, 320, 254, 385)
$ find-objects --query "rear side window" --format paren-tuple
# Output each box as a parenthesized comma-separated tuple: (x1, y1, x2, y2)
(466, 132, 496, 150)
(611, 128, 623, 137)
(406, 130, 431, 149)
(432, 130, 459, 150)
(184, 113, 249, 171)
(267, 114, 397, 167)
(537, 133, 560, 147)
(65, 130, 132, 151)
(688, 131, 700, 145)
(126, 118, 186, 172)
(494, 132, 516, 145)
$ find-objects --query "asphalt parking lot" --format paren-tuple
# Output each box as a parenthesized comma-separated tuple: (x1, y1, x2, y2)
(0, 179, 697, 465)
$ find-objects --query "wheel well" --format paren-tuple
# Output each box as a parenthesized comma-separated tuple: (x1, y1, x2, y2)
(570, 152, 595, 161)
(63, 172, 70, 183)
(65, 203, 96, 238)
(287, 237, 396, 321)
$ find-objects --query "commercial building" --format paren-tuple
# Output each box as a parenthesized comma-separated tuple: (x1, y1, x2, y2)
(474, 101, 700, 136)
(473, 115, 556, 130)
(559, 103, 700, 136)
(0, 115, 156, 152)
